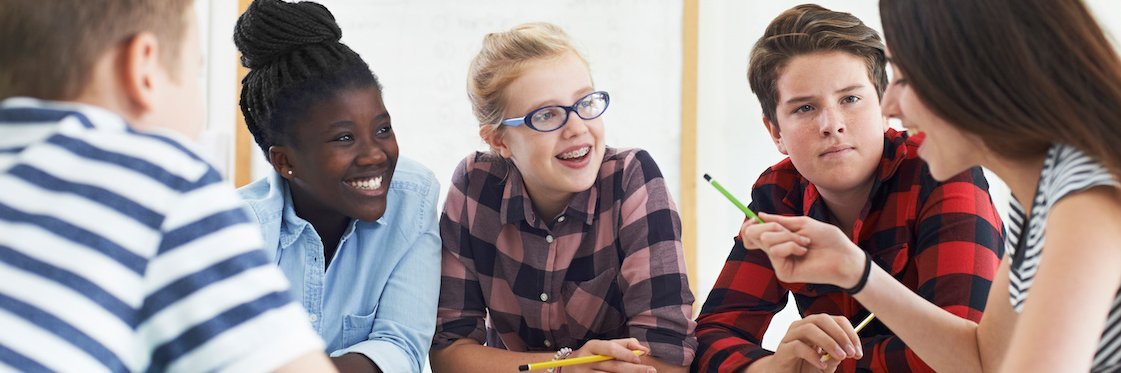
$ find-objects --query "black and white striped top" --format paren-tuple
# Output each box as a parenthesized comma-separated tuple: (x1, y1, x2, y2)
(1007, 144, 1121, 372)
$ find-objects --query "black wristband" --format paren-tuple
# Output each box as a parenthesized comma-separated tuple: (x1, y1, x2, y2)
(844, 251, 872, 295)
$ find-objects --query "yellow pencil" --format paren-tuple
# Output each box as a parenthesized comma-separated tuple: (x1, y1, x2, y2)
(820, 313, 875, 363)
(518, 350, 645, 371)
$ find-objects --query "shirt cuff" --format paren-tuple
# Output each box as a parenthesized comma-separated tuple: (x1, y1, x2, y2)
(330, 339, 416, 373)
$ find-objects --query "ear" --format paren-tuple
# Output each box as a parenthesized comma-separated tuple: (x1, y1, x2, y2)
(269, 145, 296, 180)
(763, 116, 788, 155)
(119, 32, 162, 119)
(480, 125, 513, 159)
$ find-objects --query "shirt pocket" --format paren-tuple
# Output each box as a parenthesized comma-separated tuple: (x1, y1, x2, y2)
(342, 304, 378, 347)
(561, 267, 627, 340)
(870, 242, 910, 278)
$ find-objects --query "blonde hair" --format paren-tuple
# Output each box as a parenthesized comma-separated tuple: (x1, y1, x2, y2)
(467, 22, 590, 142)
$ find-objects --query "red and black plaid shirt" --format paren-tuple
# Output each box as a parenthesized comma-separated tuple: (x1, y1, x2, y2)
(694, 129, 1004, 372)
(434, 147, 697, 366)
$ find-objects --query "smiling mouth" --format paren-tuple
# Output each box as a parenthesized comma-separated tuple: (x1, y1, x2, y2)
(557, 146, 591, 160)
(346, 176, 382, 191)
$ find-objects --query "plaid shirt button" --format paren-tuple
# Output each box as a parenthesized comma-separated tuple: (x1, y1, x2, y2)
(540, 293, 549, 302)
(545, 235, 554, 243)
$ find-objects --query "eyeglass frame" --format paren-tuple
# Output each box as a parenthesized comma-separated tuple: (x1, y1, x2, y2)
(499, 91, 610, 132)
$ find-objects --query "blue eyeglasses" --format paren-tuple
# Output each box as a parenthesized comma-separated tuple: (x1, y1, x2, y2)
(500, 91, 610, 132)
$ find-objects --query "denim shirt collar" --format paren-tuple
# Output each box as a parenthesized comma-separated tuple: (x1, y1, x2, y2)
(252, 172, 383, 252)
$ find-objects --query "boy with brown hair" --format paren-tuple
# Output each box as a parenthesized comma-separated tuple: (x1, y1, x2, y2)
(693, 4, 1004, 372)
(0, 1, 334, 371)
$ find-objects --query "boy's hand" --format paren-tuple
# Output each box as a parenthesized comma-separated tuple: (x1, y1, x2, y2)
(769, 314, 862, 372)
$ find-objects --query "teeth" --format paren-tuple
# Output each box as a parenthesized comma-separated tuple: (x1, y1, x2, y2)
(347, 176, 382, 190)
(558, 147, 590, 160)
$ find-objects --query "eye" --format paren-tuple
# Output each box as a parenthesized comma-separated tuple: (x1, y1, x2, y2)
(333, 134, 354, 142)
(376, 124, 393, 136)
(793, 104, 814, 114)
(533, 110, 558, 122)
(841, 95, 861, 104)
(893, 79, 909, 87)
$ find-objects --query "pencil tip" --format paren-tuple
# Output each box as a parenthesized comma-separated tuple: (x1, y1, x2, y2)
(703, 173, 712, 181)
(518, 365, 529, 371)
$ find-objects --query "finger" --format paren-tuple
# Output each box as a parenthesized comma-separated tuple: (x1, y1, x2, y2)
(822, 357, 842, 373)
(831, 315, 862, 358)
(741, 222, 784, 248)
(588, 360, 655, 373)
(791, 321, 848, 360)
(586, 339, 643, 364)
(757, 212, 805, 229)
(759, 230, 810, 251)
(768, 241, 809, 258)
(780, 340, 829, 370)
(804, 316, 857, 359)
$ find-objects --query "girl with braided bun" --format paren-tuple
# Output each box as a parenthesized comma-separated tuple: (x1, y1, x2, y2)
(234, 1, 441, 372)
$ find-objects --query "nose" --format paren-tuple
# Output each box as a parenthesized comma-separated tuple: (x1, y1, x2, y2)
(819, 107, 845, 136)
(559, 110, 589, 138)
(355, 139, 387, 166)
(882, 84, 902, 120)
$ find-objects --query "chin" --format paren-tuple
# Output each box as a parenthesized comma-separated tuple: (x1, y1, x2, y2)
(350, 203, 387, 222)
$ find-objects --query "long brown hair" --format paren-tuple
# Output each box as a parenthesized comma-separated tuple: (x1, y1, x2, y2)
(881, 0, 1121, 175)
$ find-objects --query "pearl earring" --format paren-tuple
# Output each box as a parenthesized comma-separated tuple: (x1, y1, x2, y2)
(287, 170, 293, 175)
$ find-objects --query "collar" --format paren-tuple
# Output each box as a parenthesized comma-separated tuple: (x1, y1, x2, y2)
(795, 128, 913, 219)
(497, 158, 599, 229)
(273, 172, 372, 250)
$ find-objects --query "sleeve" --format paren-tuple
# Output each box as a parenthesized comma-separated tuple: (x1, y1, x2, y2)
(615, 150, 697, 366)
(432, 157, 490, 349)
(854, 166, 1004, 372)
(693, 175, 797, 373)
(329, 172, 443, 373)
(140, 171, 322, 373)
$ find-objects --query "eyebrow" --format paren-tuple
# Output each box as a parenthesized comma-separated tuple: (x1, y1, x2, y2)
(516, 87, 596, 115)
(783, 84, 866, 105)
(321, 113, 391, 131)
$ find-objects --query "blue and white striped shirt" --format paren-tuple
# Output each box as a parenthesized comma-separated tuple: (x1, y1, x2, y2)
(0, 98, 323, 372)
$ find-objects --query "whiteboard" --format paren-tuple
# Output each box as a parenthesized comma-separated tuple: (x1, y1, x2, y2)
(250, 0, 686, 207)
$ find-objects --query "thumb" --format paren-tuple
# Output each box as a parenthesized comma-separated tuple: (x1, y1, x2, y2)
(757, 212, 803, 229)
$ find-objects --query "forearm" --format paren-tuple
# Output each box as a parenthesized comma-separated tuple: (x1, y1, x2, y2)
(643, 356, 688, 373)
(429, 339, 554, 373)
(694, 325, 772, 372)
(331, 353, 381, 373)
(742, 355, 773, 373)
(854, 266, 983, 372)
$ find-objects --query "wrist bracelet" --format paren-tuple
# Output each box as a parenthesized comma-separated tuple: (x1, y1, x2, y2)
(844, 251, 872, 295)
(546, 347, 573, 373)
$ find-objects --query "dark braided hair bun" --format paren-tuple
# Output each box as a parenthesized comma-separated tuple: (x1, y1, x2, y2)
(234, 0, 379, 156)
(234, 0, 342, 69)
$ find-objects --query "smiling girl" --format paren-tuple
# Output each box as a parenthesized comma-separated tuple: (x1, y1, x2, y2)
(429, 23, 696, 373)
(233, 1, 440, 372)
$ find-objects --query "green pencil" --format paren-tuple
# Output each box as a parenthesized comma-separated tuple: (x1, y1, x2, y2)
(703, 173, 762, 223)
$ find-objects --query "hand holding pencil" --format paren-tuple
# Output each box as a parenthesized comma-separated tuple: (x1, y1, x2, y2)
(518, 338, 653, 372)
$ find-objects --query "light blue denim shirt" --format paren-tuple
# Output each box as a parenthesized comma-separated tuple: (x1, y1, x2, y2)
(239, 156, 441, 373)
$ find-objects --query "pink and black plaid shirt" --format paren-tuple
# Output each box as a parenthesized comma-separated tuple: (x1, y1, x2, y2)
(433, 147, 697, 366)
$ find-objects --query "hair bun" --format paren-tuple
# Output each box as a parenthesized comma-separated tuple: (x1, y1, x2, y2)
(234, 0, 343, 69)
